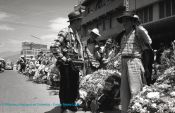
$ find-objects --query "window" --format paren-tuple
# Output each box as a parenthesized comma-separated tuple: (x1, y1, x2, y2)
(159, 0, 175, 19)
(109, 16, 112, 29)
(149, 6, 153, 21)
(144, 7, 148, 23)
(137, 10, 144, 23)
(96, 0, 106, 9)
(103, 19, 106, 31)
(96, 22, 99, 29)
(96, 0, 103, 9)
(166, 0, 171, 17)
(159, 1, 165, 18)
(136, 5, 153, 23)
(98, 20, 103, 31)
(172, 0, 175, 15)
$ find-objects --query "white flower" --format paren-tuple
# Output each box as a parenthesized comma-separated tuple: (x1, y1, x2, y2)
(140, 108, 147, 113)
(133, 102, 142, 110)
(146, 92, 160, 99)
(170, 91, 175, 97)
(151, 103, 157, 108)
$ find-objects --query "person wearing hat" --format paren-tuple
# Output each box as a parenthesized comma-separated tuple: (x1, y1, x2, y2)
(85, 28, 102, 74)
(133, 14, 154, 86)
(117, 11, 152, 113)
(56, 11, 83, 113)
(18, 55, 26, 73)
(100, 38, 115, 68)
(171, 40, 175, 50)
(133, 14, 152, 44)
(68, 11, 84, 59)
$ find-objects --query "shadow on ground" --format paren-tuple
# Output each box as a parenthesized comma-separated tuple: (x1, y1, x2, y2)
(44, 106, 62, 113)
(48, 90, 59, 96)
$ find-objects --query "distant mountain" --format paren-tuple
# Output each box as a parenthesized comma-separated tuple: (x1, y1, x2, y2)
(4, 54, 21, 63)
(0, 51, 21, 63)
(0, 51, 20, 58)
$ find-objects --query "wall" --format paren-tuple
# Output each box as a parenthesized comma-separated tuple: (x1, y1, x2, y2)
(81, 0, 125, 41)
(129, 0, 159, 11)
(82, 0, 124, 24)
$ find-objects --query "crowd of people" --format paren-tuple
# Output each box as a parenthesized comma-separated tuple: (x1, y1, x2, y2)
(15, 10, 175, 113)
(16, 52, 60, 89)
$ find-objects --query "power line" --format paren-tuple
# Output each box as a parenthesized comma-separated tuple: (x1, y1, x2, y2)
(30, 35, 41, 40)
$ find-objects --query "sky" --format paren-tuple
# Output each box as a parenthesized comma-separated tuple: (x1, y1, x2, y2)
(0, 0, 79, 53)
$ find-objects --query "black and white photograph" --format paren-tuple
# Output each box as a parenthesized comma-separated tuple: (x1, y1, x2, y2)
(0, 0, 175, 113)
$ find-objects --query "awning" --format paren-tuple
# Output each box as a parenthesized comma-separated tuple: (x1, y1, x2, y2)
(143, 15, 175, 34)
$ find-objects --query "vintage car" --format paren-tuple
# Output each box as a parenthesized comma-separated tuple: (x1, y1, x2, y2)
(0, 57, 5, 71)
(5, 61, 13, 70)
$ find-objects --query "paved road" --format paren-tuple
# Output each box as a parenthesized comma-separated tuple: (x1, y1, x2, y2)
(0, 70, 120, 113)
(0, 70, 62, 113)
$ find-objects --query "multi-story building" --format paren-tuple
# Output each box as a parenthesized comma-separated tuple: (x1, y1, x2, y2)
(81, 0, 129, 42)
(21, 42, 48, 59)
(129, 0, 175, 49)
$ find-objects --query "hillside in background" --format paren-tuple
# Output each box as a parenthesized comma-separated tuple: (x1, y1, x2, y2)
(0, 51, 20, 63)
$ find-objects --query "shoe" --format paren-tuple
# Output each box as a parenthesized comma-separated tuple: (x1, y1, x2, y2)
(63, 109, 75, 113)
(60, 108, 66, 113)
(69, 106, 77, 112)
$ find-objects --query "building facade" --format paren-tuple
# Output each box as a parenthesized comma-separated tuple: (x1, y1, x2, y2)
(129, 0, 175, 49)
(81, 0, 128, 42)
(21, 42, 48, 59)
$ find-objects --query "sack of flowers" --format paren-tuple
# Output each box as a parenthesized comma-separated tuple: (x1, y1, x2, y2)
(80, 69, 121, 95)
(78, 69, 121, 111)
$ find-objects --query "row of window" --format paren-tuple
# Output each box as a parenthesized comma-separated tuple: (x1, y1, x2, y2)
(84, 14, 119, 36)
(85, 0, 115, 16)
(21, 51, 39, 55)
(21, 49, 45, 55)
(135, 0, 175, 23)
(159, 0, 175, 19)
(136, 5, 153, 23)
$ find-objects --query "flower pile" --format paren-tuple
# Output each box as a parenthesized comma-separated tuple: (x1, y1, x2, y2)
(80, 69, 121, 95)
(128, 66, 175, 113)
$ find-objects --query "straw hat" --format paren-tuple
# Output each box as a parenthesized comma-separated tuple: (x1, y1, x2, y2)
(90, 28, 101, 37)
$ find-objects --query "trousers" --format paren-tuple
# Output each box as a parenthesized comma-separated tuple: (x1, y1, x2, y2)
(59, 61, 79, 110)
(120, 58, 144, 113)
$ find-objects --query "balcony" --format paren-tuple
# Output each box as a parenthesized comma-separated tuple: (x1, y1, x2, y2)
(82, 0, 125, 25)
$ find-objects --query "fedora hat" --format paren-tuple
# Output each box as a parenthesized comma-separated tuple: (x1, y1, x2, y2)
(67, 11, 82, 22)
(117, 11, 135, 23)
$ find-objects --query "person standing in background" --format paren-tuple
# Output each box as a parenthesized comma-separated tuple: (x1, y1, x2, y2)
(100, 38, 115, 69)
(133, 14, 154, 86)
(85, 28, 101, 74)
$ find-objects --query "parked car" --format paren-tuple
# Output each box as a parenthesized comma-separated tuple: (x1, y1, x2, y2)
(5, 61, 13, 70)
(0, 57, 5, 72)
